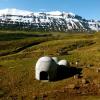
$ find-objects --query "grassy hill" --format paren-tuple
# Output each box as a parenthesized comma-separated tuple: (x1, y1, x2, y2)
(0, 31, 100, 100)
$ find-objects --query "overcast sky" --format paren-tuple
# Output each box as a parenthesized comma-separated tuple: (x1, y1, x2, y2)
(0, 0, 99, 20)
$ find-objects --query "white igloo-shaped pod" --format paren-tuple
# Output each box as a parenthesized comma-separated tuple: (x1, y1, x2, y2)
(35, 56, 58, 81)
(58, 60, 68, 66)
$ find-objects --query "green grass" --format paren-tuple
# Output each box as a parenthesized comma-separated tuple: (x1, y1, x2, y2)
(0, 31, 100, 99)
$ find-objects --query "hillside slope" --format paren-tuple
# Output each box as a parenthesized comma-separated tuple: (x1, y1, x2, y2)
(0, 31, 100, 99)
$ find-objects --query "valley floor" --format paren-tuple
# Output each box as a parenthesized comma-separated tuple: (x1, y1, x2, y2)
(0, 31, 100, 100)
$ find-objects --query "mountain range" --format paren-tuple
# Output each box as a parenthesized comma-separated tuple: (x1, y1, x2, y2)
(0, 8, 100, 32)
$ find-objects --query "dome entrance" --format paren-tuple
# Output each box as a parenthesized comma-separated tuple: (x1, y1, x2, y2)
(40, 71, 48, 80)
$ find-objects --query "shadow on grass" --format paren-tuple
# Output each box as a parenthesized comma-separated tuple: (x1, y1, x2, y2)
(0, 33, 51, 41)
(56, 65, 82, 81)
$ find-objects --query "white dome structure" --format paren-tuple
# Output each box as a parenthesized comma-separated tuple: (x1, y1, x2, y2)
(35, 56, 58, 81)
(58, 60, 68, 66)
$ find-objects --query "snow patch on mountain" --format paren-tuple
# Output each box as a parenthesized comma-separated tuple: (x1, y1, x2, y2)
(0, 8, 99, 32)
(47, 11, 62, 16)
(0, 8, 33, 16)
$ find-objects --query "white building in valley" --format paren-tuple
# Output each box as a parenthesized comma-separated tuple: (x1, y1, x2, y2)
(35, 56, 69, 81)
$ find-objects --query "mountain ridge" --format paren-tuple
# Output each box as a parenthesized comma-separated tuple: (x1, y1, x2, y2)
(0, 8, 100, 32)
